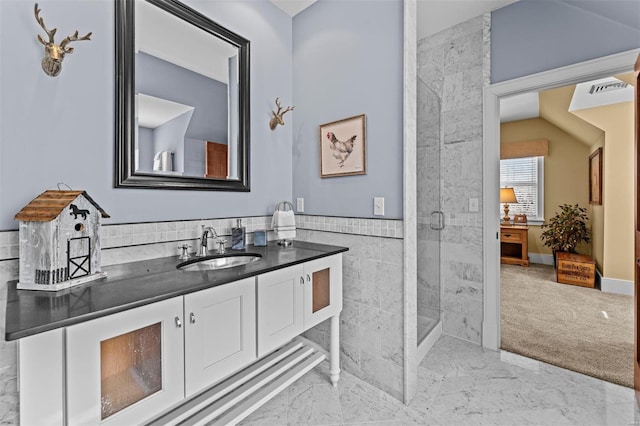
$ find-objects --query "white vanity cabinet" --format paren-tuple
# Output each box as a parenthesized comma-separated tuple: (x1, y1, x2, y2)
(63, 278, 257, 424)
(16, 251, 344, 424)
(184, 277, 256, 397)
(256, 264, 304, 357)
(66, 297, 185, 425)
(257, 254, 342, 357)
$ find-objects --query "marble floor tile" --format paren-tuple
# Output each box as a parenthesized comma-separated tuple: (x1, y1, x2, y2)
(234, 391, 289, 426)
(337, 373, 404, 424)
(243, 335, 639, 426)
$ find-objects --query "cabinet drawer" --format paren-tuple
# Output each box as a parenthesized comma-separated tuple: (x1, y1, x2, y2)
(501, 230, 523, 243)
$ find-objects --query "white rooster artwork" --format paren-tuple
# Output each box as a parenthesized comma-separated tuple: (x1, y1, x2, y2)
(320, 114, 366, 177)
(326, 131, 357, 167)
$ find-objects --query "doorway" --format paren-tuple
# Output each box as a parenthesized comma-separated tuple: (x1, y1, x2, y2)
(482, 49, 640, 353)
(205, 141, 228, 179)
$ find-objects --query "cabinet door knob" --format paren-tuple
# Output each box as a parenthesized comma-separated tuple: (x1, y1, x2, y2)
(190, 312, 196, 324)
(306, 274, 311, 282)
(300, 276, 304, 285)
(175, 316, 182, 328)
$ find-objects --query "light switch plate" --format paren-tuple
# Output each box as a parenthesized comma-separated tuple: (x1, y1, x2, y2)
(374, 197, 385, 216)
(469, 198, 479, 212)
(296, 198, 304, 212)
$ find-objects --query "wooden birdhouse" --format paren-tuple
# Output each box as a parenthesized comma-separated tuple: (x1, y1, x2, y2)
(14, 190, 110, 291)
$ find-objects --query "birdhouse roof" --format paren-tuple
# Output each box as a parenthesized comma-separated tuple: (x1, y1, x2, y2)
(14, 190, 110, 222)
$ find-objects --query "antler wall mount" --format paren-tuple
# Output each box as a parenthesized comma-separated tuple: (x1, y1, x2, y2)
(269, 97, 294, 130)
(34, 3, 92, 77)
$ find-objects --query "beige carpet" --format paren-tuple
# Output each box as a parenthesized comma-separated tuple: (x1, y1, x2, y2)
(501, 263, 634, 387)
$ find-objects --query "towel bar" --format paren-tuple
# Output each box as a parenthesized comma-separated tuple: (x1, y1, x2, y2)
(275, 201, 294, 212)
(274, 201, 295, 246)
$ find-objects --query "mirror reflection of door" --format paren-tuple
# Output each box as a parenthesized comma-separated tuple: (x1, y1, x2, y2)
(206, 141, 228, 179)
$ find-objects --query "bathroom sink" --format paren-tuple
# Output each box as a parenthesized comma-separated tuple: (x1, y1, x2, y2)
(177, 253, 262, 271)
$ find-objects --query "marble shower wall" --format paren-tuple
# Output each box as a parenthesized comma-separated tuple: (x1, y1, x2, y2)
(417, 15, 490, 344)
(298, 229, 405, 401)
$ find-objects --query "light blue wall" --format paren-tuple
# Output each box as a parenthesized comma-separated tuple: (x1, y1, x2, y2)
(292, 0, 404, 219)
(0, 0, 293, 230)
(184, 138, 205, 176)
(153, 110, 193, 173)
(491, 0, 640, 83)
(137, 51, 229, 143)
(138, 127, 154, 172)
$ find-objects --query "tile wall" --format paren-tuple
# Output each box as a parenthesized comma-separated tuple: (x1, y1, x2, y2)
(0, 214, 404, 420)
(297, 228, 405, 401)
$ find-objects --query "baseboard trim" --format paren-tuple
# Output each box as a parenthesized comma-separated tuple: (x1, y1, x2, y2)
(597, 270, 633, 296)
(528, 253, 554, 266)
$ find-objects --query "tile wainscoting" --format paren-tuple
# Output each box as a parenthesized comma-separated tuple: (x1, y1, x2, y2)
(0, 214, 404, 420)
(297, 228, 405, 401)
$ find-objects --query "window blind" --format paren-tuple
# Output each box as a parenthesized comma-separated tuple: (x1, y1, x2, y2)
(500, 156, 540, 219)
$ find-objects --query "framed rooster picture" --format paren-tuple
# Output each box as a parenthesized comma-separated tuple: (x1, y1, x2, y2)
(319, 114, 367, 178)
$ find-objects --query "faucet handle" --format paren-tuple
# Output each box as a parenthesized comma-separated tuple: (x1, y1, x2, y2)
(216, 239, 226, 254)
(177, 244, 191, 260)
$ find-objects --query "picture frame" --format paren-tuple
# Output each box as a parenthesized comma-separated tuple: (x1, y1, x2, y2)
(319, 114, 366, 178)
(589, 147, 602, 205)
(513, 214, 527, 225)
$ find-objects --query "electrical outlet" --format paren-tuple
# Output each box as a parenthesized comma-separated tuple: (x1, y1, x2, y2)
(296, 198, 304, 212)
(469, 198, 479, 212)
(374, 197, 385, 216)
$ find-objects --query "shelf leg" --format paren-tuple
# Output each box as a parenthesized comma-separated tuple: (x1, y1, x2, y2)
(330, 314, 340, 387)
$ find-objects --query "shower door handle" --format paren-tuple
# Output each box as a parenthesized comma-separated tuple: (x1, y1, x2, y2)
(430, 211, 444, 230)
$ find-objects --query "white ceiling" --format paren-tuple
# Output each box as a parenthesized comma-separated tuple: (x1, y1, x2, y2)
(271, 0, 317, 16)
(270, 0, 518, 41)
(500, 92, 539, 123)
(500, 75, 634, 124)
(136, 0, 237, 83)
(137, 94, 194, 129)
(416, 0, 518, 40)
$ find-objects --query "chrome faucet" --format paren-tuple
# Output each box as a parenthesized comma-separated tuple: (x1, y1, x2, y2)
(199, 226, 219, 256)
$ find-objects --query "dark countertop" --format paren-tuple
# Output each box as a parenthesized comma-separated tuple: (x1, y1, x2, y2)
(4, 241, 348, 341)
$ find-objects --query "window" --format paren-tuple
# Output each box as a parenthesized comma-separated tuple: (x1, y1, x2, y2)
(500, 156, 544, 223)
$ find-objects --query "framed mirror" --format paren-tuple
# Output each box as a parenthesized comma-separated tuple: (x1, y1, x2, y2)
(115, 0, 250, 191)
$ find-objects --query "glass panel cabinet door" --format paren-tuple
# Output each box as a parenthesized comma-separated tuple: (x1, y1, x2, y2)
(67, 297, 184, 425)
(100, 323, 163, 419)
(312, 268, 331, 313)
(303, 255, 342, 329)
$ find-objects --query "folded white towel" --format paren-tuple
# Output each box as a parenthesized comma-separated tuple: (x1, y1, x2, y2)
(272, 210, 296, 240)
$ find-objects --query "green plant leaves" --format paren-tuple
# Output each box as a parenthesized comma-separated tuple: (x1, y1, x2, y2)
(540, 203, 590, 254)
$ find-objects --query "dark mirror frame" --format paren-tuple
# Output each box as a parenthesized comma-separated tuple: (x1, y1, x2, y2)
(115, 0, 250, 191)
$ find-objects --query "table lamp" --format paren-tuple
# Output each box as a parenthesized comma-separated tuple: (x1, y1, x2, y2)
(500, 188, 518, 223)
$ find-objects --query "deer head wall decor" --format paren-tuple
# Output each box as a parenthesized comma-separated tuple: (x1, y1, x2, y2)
(34, 3, 92, 77)
(269, 97, 294, 130)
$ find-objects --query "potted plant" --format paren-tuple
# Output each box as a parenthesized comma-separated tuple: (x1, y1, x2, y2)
(540, 203, 591, 265)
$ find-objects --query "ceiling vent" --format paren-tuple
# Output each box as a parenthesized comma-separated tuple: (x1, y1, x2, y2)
(589, 81, 629, 95)
(569, 76, 633, 112)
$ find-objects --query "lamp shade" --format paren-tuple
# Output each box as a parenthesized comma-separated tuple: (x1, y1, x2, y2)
(500, 188, 518, 204)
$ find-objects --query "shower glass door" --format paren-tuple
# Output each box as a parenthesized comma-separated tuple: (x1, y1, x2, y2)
(417, 79, 441, 343)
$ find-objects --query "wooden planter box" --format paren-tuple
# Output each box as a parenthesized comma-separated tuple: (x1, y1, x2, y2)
(556, 252, 596, 288)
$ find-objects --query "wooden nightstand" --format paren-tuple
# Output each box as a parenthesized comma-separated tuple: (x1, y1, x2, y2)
(500, 225, 529, 267)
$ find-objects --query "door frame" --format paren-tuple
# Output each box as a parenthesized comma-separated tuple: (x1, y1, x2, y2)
(482, 48, 640, 351)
